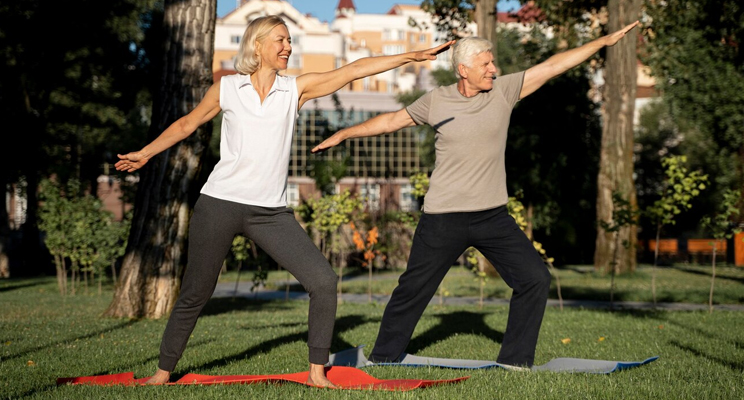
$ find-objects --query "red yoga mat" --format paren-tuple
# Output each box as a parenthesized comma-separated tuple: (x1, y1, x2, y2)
(57, 366, 468, 391)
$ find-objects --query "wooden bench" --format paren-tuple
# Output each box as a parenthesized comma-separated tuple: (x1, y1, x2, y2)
(646, 239, 679, 255)
(687, 239, 727, 264)
(687, 239, 727, 255)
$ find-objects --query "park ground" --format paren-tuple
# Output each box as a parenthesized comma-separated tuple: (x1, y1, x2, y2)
(1, 264, 743, 399)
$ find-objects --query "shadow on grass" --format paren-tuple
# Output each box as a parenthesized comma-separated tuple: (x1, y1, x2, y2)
(0, 279, 47, 293)
(655, 316, 744, 351)
(669, 265, 744, 284)
(330, 314, 380, 352)
(271, 268, 375, 292)
(670, 340, 744, 373)
(199, 296, 295, 317)
(550, 286, 700, 304)
(186, 314, 373, 374)
(4, 320, 140, 362)
(406, 311, 503, 355)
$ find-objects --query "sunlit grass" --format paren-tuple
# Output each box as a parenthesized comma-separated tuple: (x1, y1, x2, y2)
(1, 277, 742, 399)
(218, 263, 744, 305)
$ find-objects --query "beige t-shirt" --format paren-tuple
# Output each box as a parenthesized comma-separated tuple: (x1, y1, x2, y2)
(406, 71, 525, 213)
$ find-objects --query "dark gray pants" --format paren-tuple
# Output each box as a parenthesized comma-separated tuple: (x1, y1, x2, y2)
(158, 195, 337, 371)
(369, 206, 550, 367)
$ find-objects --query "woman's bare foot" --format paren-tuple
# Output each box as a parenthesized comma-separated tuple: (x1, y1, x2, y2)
(144, 368, 171, 384)
(305, 363, 337, 388)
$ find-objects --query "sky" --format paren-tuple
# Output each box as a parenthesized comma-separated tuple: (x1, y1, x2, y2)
(217, 0, 522, 23)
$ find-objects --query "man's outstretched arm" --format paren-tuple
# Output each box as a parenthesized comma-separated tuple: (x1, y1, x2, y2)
(311, 109, 416, 153)
(520, 21, 640, 99)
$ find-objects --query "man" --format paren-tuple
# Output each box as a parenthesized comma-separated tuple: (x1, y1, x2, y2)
(312, 21, 639, 368)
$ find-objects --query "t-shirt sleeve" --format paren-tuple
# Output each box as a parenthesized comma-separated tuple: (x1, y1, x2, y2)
(405, 90, 434, 126)
(497, 71, 525, 108)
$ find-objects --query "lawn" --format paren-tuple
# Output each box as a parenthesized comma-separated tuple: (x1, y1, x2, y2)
(219, 263, 744, 305)
(1, 276, 742, 399)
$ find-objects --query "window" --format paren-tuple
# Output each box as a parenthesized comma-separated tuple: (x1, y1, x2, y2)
(287, 53, 302, 69)
(383, 45, 405, 55)
(230, 35, 241, 44)
(419, 34, 426, 43)
(400, 183, 417, 212)
(287, 183, 300, 207)
(360, 184, 380, 211)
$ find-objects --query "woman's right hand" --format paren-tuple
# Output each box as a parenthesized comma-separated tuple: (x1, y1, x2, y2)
(115, 151, 148, 172)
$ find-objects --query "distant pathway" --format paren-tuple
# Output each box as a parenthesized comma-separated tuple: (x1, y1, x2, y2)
(212, 282, 744, 311)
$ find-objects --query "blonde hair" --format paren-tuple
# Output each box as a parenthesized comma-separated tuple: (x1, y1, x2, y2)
(234, 15, 287, 75)
(451, 37, 493, 79)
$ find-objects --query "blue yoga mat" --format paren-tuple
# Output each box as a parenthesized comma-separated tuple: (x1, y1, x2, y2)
(327, 345, 659, 374)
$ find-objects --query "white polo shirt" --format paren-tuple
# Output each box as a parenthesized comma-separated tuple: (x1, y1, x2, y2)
(200, 74, 299, 207)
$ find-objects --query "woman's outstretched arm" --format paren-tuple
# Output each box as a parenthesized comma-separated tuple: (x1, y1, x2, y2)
(115, 82, 222, 173)
(296, 41, 454, 109)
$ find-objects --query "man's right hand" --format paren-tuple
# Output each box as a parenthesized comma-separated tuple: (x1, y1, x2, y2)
(311, 132, 346, 153)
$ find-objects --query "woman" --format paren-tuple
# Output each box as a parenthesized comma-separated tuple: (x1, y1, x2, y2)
(116, 15, 452, 387)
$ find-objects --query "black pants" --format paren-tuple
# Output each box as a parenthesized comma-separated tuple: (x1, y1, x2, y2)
(158, 195, 338, 371)
(369, 206, 550, 367)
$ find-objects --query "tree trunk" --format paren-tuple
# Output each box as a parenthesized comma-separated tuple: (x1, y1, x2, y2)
(105, 0, 216, 319)
(475, 0, 498, 69)
(594, 0, 640, 274)
(709, 245, 717, 314)
(0, 177, 9, 278)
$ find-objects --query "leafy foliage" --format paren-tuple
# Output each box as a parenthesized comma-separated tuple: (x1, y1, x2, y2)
(408, 171, 431, 200)
(644, 155, 707, 305)
(701, 190, 742, 241)
(700, 189, 742, 313)
(38, 179, 130, 295)
(645, 156, 707, 228)
(598, 191, 640, 307)
(642, 0, 744, 209)
(413, 0, 476, 41)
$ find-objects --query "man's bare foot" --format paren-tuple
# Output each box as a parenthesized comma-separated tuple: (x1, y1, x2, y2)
(144, 368, 171, 384)
(305, 363, 337, 388)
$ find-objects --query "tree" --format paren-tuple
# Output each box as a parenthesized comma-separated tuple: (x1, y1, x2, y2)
(593, 0, 642, 274)
(500, 25, 602, 264)
(524, 0, 641, 272)
(416, 0, 498, 64)
(645, 155, 707, 305)
(415, 0, 476, 41)
(297, 191, 364, 302)
(38, 179, 130, 296)
(598, 191, 640, 310)
(0, 0, 155, 276)
(700, 189, 741, 313)
(642, 0, 744, 217)
(105, 0, 217, 319)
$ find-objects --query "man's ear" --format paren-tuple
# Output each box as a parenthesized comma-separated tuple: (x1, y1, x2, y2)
(458, 63, 468, 79)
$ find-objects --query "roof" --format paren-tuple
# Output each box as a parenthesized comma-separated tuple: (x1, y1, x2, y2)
(336, 0, 356, 11)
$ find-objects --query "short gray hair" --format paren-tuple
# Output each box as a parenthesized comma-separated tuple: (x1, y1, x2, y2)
(451, 37, 493, 79)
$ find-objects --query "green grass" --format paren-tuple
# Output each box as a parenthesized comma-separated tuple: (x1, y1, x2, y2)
(2, 277, 743, 399)
(219, 264, 744, 305)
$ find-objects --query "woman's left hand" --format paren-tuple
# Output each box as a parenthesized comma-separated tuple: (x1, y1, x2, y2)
(412, 40, 456, 61)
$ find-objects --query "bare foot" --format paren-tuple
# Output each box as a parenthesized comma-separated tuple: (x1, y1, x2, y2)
(305, 363, 337, 388)
(144, 368, 171, 384)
